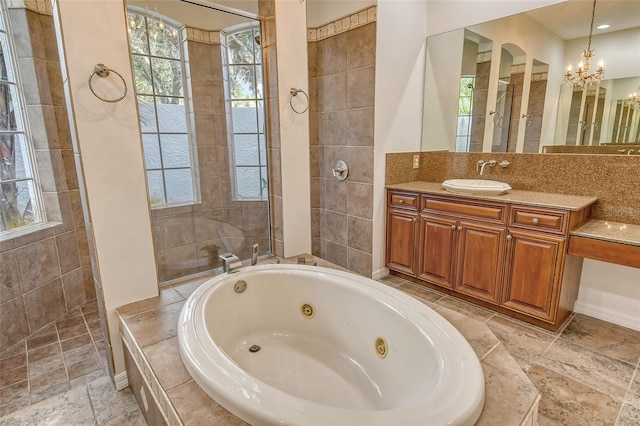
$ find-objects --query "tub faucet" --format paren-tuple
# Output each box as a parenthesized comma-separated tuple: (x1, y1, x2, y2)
(477, 159, 496, 175)
(251, 243, 259, 266)
(218, 252, 242, 273)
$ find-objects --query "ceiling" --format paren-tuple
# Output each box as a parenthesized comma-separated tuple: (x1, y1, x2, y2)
(526, 0, 640, 40)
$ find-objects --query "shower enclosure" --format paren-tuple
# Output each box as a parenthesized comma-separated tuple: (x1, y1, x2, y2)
(126, 1, 271, 282)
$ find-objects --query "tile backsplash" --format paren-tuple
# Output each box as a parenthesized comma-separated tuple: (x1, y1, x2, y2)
(386, 151, 640, 225)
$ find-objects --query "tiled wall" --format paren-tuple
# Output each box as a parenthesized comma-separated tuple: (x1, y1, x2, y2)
(0, 7, 93, 351)
(150, 32, 271, 282)
(523, 76, 547, 153)
(470, 59, 490, 152)
(385, 151, 640, 225)
(308, 20, 376, 277)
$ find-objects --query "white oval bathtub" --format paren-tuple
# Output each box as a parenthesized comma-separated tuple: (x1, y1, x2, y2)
(178, 264, 485, 425)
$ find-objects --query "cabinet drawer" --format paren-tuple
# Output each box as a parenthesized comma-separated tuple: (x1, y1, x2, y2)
(509, 206, 568, 234)
(421, 196, 507, 224)
(388, 191, 418, 210)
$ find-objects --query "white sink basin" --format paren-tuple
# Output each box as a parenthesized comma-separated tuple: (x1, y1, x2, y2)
(442, 179, 512, 196)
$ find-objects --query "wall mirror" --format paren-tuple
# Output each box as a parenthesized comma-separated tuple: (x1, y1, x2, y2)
(125, 0, 272, 281)
(421, 0, 640, 155)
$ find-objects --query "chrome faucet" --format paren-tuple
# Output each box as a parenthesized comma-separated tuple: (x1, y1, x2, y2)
(477, 159, 496, 176)
(218, 252, 242, 273)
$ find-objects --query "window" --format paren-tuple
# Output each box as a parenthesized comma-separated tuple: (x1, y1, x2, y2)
(127, 10, 196, 207)
(456, 76, 475, 152)
(0, 7, 44, 232)
(227, 26, 268, 200)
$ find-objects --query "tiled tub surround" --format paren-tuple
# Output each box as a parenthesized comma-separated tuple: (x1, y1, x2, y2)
(118, 256, 542, 425)
(0, 6, 94, 350)
(150, 29, 270, 282)
(386, 151, 640, 225)
(117, 257, 640, 425)
(308, 15, 376, 277)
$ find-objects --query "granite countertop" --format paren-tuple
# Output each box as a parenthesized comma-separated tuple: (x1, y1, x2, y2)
(571, 219, 640, 248)
(387, 181, 598, 211)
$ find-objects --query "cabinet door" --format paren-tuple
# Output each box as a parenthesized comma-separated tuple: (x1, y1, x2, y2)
(417, 215, 457, 289)
(455, 221, 506, 304)
(386, 209, 418, 275)
(502, 230, 565, 322)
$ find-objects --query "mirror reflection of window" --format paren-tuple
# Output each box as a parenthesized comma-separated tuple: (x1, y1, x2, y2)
(456, 77, 475, 152)
(127, 9, 197, 208)
(227, 25, 268, 200)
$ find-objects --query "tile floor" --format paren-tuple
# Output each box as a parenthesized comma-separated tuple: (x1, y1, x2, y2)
(2, 270, 640, 425)
(0, 300, 143, 424)
(381, 275, 640, 425)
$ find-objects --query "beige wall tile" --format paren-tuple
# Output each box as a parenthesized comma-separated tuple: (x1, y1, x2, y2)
(324, 110, 347, 145)
(324, 179, 348, 214)
(346, 23, 376, 70)
(346, 107, 374, 146)
(55, 231, 80, 275)
(15, 238, 61, 292)
(0, 252, 21, 304)
(0, 297, 30, 349)
(24, 279, 66, 332)
(347, 182, 373, 219)
(347, 216, 372, 253)
(322, 72, 346, 112)
(347, 66, 375, 109)
(324, 211, 348, 245)
(347, 248, 371, 277)
(323, 32, 347, 75)
(346, 146, 373, 184)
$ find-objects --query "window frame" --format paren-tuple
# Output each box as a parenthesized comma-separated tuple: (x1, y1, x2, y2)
(226, 23, 268, 201)
(0, 4, 46, 236)
(127, 8, 199, 209)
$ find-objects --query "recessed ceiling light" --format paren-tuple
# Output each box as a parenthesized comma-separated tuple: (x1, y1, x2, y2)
(597, 24, 611, 30)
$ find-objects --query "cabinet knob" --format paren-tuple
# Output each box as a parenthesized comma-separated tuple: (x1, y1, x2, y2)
(451, 224, 456, 230)
(532, 217, 539, 224)
(457, 226, 462, 231)
(506, 234, 512, 240)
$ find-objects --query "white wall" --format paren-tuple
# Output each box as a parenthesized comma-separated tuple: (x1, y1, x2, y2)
(54, 0, 159, 375)
(574, 260, 640, 331)
(275, 0, 312, 257)
(426, 0, 567, 37)
(372, 0, 429, 277)
(306, 0, 376, 27)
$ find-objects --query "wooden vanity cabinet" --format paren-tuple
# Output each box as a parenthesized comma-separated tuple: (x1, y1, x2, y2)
(385, 192, 419, 275)
(386, 190, 590, 330)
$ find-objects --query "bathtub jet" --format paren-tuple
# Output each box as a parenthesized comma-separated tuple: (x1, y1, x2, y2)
(178, 264, 485, 425)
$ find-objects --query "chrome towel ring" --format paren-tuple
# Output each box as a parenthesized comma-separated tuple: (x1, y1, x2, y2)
(289, 87, 309, 114)
(88, 63, 127, 103)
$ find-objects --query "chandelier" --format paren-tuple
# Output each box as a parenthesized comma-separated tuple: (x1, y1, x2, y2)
(628, 90, 640, 107)
(564, 0, 604, 87)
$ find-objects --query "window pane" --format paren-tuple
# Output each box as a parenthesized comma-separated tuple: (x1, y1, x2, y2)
(257, 100, 264, 133)
(151, 58, 183, 97)
(160, 134, 190, 168)
(0, 83, 19, 131)
(259, 134, 266, 165)
(146, 170, 165, 205)
(165, 168, 193, 203)
(234, 134, 258, 166)
(459, 97, 472, 115)
(132, 55, 153, 95)
(147, 17, 180, 59)
(142, 134, 161, 169)
(0, 34, 12, 81)
(157, 97, 186, 132)
(255, 66, 263, 99)
(127, 13, 149, 55)
(12, 134, 32, 180)
(260, 167, 268, 197)
(137, 95, 157, 132)
(0, 179, 37, 231)
(228, 30, 255, 64)
(236, 167, 260, 198)
(230, 65, 255, 100)
(253, 28, 262, 64)
(457, 116, 471, 135)
(232, 101, 257, 133)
